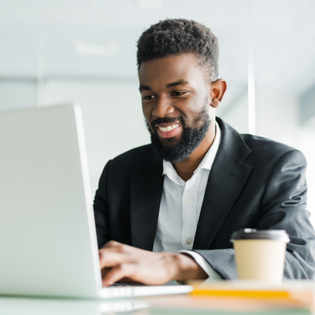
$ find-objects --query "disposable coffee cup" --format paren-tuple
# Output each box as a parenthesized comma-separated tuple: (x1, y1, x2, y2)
(231, 229, 290, 283)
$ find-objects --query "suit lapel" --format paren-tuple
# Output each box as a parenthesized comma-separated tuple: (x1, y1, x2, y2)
(130, 150, 163, 251)
(193, 118, 253, 250)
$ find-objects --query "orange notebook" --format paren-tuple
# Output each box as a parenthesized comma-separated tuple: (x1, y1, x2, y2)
(189, 280, 315, 306)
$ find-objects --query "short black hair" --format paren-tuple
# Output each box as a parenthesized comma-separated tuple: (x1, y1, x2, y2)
(137, 18, 219, 81)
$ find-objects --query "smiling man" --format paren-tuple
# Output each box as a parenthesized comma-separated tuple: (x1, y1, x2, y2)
(140, 53, 224, 181)
(94, 19, 315, 285)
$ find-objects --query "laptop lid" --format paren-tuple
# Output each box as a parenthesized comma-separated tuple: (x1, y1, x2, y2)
(0, 104, 102, 298)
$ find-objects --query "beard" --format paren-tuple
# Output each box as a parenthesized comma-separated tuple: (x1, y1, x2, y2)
(146, 106, 211, 163)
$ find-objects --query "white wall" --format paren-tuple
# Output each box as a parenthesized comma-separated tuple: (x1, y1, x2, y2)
(217, 92, 248, 134)
(40, 81, 150, 194)
(256, 92, 299, 148)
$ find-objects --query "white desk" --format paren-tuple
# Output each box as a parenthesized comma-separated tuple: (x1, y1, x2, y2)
(0, 294, 311, 315)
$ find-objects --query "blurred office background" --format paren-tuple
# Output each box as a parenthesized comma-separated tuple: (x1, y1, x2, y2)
(1, 0, 315, 225)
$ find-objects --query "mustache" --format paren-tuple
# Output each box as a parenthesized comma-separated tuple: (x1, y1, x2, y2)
(151, 116, 185, 127)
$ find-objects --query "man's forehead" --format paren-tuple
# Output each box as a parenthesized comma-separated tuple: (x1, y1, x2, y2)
(138, 53, 203, 86)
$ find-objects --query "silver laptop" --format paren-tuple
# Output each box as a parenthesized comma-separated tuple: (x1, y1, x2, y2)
(0, 104, 192, 299)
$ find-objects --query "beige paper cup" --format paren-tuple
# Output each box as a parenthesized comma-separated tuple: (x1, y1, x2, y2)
(231, 229, 290, 283)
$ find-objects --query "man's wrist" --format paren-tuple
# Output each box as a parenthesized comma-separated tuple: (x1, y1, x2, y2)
(172, 253, 208, 282)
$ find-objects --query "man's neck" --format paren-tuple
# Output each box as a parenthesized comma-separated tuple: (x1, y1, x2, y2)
(172, 121, 216, 181)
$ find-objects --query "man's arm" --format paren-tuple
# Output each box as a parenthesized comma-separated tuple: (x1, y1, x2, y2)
(95, 161, 210, 285)
(195, 149, 315, 280)
(94, 159, 212, 284)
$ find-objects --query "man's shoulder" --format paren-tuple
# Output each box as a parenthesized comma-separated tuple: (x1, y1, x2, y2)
(241, 133, 295, 154)
(219, 119, 303, 159)
(99, 144, 158, 182)
(241, 134, 304, 161)
(240, 133, 306, 167)
(110, 144, 156, 168)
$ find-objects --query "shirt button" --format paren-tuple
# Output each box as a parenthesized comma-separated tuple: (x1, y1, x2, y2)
(186, 198, 193, 205)
(186, 238, 192, 245)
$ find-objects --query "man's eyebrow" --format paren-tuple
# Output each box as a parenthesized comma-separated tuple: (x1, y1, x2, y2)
(166, 79, 189, 88)
(139, 84, 151, 92)
(139, 80, 188, 91)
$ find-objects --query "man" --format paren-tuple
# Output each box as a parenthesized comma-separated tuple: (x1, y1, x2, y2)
(94, 19, 315, 286)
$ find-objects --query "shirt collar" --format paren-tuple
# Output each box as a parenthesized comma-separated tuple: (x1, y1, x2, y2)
(162, 121, 221, 181)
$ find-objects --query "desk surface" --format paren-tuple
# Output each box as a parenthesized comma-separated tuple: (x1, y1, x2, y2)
(0, 294, 311, 315)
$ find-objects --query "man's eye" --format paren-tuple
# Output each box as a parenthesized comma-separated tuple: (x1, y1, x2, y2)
(143, 95, 155, 100)
(171, 91, 185, 96)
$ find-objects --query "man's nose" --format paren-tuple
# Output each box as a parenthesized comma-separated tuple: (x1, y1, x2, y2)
(152, 96, 174, 118)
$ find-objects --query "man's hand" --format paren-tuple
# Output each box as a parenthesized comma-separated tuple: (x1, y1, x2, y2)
(99, 241, 208, 286)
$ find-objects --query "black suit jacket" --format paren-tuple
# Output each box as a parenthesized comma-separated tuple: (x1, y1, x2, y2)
(94, 117, 315, 279)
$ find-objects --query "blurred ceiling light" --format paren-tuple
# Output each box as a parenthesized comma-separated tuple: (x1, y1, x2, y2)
(75, 40, 119, 57)
(136, 0, 164, 10)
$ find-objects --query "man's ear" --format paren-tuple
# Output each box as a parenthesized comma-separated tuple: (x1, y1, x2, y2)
(210, 79, 227, 108)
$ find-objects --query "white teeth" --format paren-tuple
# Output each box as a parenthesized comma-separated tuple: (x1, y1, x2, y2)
(159, 124, 179, 132)
(159, 127, 168, 132)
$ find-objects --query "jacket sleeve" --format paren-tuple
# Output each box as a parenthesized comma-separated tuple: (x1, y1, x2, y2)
(194, 150, 315, 280)
(93, 160, 112, 249)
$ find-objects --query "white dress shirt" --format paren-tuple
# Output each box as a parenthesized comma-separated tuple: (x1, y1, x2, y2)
(153, 122, 222, 281)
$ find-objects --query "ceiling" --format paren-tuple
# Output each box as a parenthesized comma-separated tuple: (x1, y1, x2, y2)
(0, 0, 315, 94)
